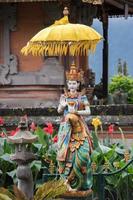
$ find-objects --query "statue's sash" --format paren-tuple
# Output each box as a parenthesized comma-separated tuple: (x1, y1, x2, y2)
(57, 120, 71, 161)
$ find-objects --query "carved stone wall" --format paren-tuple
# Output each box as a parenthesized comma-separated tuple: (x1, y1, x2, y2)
(0, 4, 18, 85)
(0, 3, 65, 87)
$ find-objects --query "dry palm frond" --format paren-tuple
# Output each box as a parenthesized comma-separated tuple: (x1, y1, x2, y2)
(13, 186, 28, 200)
(34, 179, 67, 200)
(0, 188, 15, 200)
(0, 193, 13, 200)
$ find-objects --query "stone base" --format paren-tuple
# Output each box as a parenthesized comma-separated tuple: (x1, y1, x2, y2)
(60, 189, 93, 200)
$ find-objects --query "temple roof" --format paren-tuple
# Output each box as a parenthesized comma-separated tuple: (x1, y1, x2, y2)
(0, 0, 133, 16)
(104, 0, 133, 16)
(0, 0, 57, 2)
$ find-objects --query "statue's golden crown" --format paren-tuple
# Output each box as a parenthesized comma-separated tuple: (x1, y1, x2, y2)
(66, 63, 84, 82)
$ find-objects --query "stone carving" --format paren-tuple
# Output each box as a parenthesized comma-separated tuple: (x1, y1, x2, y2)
(7, 4, 17, 31)
(9, 57, 64, 85)
(0, 54, 18, 85)
(0, 64, 11, 85)
(9, 54, 18, 75)
(0, 4, 17, 85)
(112, 89, 128, 104)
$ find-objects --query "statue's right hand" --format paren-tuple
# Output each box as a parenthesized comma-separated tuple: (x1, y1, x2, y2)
(60, 95, 67, 108)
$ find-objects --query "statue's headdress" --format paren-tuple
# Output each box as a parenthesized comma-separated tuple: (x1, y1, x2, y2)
(66, 63, 84, 83)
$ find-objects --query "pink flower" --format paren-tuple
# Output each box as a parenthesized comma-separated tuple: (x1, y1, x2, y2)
(10, 127, 20, 136)
(53, 135, 58, 143)
(43, 122, 54, 135)
(30, 122, 37, 131)
(108, 124, 114, 135)
(0, 117, 4, 125)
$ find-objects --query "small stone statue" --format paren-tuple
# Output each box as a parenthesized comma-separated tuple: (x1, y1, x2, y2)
(57, 63, 93, 192)
(9, 54, 18, 75)
(0, 64, 11, 85)
(112, 89, 128, 104)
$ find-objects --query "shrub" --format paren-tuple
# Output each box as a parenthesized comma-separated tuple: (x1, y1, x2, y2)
(109, 75, 133, 103)
(109, 75, 133, 93)
(128, 88, 133, 104)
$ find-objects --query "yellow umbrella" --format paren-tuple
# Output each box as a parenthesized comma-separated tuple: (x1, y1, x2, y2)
(21, 13, 102, 56)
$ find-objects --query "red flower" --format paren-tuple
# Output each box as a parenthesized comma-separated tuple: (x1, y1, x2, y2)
(30, 122, 37, 131)
(43, 122, 54, 135)
(53, 135, 58, 143)
(108, 124, 114, 135)
(0, 117, 4, 125)
(0, 132, 6, 138)
(10, 127, 20, 136)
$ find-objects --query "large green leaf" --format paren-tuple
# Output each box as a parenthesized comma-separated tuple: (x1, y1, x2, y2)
(99, 144, 111, 154)
(91, 150, 101, 162)
(0, 153, 13, 164)
(7, 169, 16, 180)
(30, 160, 42, 172)
(34, 127, 49, 148)
(32, 143, 43, 151)
(115, 146, 125, 155)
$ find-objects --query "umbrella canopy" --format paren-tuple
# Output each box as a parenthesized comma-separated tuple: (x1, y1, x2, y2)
(21, 15, 102, 56)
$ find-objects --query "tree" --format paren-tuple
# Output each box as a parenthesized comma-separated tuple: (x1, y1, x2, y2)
(123, 61, 128, 76)
(117, 58, 123, 75)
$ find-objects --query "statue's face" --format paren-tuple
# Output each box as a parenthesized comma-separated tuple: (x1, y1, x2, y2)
(67, 80, 79, 92)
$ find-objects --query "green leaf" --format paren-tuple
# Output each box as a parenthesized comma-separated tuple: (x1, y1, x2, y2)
(115, 146, 125, 155)
(99, 144, 111, 154)
(0, 153, 13, 163)
(127, 166, 133, 173)
(34, 127, 48, 148)
(119, 159, 126, 168)
(91, 150, 101, 162)
(3, 140, 12, 154)
(106, 175, 119, 186)
(30, 160, 42, 172)
(7, 169, 16, 179)
(32, 143, 43, 151)
(121, 171, 128, 179)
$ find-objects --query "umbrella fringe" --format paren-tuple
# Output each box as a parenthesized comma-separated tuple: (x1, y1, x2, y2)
(21, 40, 100, 56)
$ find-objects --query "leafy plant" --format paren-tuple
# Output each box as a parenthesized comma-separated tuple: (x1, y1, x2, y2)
(0, 138, 16, 187)
(128, 88, 133, 104)
(91, 119, 133, 200)
(32, 123, 58, 173)
(109, 75, 133, 94)
(109, 75, 133, 103)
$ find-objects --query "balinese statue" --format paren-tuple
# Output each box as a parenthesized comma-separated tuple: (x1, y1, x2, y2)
(57, 63, 93, 192)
